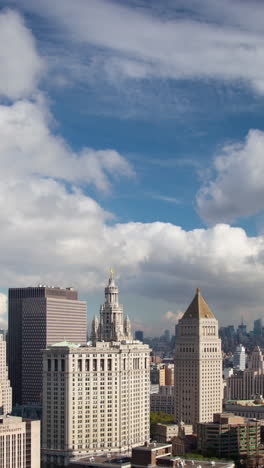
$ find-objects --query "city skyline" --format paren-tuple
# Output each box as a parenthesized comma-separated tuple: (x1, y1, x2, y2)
(1, 1, 264, 333)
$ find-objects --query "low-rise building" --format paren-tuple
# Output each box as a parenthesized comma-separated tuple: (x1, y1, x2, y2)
(155, 422, 193, 443)
(69, 443, 234, 468)
(224, 399, 264, 420)
(197, 413, 264, 461)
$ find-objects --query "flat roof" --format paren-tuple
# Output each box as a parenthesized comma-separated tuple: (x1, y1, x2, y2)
(133, 442, 171, 451)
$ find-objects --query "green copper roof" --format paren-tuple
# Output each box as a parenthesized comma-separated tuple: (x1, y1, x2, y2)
(51, 340, 80, 348)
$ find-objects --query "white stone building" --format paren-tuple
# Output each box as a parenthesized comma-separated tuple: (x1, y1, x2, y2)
(0, 333, 12, 415)
(0, 415, 40, 468)
(233, 344, 246, 371)
(174, 288, 223, 427)
(42, 273, 150, 466)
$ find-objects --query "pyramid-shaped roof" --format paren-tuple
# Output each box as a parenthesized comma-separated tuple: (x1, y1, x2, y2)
(181, 288, 215, 320)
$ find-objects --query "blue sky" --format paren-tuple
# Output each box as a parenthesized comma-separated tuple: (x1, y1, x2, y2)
(1, 0, 264, 334)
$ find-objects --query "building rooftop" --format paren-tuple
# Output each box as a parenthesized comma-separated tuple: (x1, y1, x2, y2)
(133, 442, 172, 451)
(69, 455, 131, 467)
(50, 340, 80, 348)
(226, 399, 264, 407)
(182, 289, 215, 320)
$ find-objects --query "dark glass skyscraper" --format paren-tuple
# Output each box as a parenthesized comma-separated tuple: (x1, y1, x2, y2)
(8, 286, 87, 405)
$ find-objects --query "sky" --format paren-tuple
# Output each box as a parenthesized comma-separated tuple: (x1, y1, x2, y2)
(1, 0, 264, 334)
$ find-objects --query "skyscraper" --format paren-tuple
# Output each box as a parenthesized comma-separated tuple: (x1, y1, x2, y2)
(42, 273, 150, 466)
(233, 344, 246, 371)
(227, 346, 264, 399)
(174, 288, 223, 427)
(135, 330, 144, 341)
(0, 331, 41, 467)
(0, 333, 12, 415)
(8, 286, 87, 405)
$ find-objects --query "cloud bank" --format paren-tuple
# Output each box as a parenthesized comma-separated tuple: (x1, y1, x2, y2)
(197, 129, 264, 223)
(12, 0, 264, 94)
(1, 7, 264, 329)
(0, 9, 44, 99)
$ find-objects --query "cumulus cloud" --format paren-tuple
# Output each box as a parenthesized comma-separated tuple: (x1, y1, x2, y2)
(0, 97, 134, 192)
(164, 310, 183, 325)
(0, 9, 44, 99)
(197, 129, 264, 223)
(11, 0, 264, 94)
(2, 4, 264, 330)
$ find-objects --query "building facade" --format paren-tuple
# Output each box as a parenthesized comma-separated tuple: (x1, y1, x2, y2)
(0, 333, 12, 415)
(233, 344, 246, 371)
(8, 286, 87, 405)
(0, 415, 40, 468)
(226, 347, 264, 400)
(42, 274, 150, 466)
(174, 288, 223, 426)
(224, 399, 264, 420)
(150, 385, 175, 415)
(197, 413, 264, 461)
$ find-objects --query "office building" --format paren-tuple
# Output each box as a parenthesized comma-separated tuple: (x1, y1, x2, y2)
(197, 413, 264, 461)
(155, 422, 193, 443)
(0, 333, 12, 415)
(0, 414, 40, 467)
(150, 385, 174, 415)
(42, 274, 150, 466)
(135, 330, 144, 341)
(233, 344, 246, 371)
(224, 399, 264, 420)
(174, 288, 223, 426)
(226, 346, 264, 400)
(8, 286, 87, 405)
(254, 319, 263, 337)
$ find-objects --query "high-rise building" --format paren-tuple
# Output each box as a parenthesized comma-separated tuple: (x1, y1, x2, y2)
(135, 330, 144, 341)
(0, 330, 41, 467)
(254, 319, 263, 337)
(42, 274, 150, 466)
(0, 333, 12, 415)
(0, 415, 41, 467)
(226, 346, 264, 400)
(8, 286, 87, 405)
(174, 288, 223, 427)
(233, 344, 246, 371)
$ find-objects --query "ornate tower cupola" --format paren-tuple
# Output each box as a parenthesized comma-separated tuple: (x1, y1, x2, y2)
(98, 270, 127, 342)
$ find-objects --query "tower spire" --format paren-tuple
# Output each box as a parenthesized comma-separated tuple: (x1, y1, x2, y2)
(98, 272, 127, 342)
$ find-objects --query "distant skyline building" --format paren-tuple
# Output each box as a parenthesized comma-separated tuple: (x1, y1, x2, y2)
(135, 330, 144, 341)
(0, 333, 12, 415)
(8, 286, 87, 405)
(42, 274, 150, 466)
(233, 344, 246, 371)
(174, 288, 223, 427)
(227, 346, 264, 400)
(254, 319, 263, 337)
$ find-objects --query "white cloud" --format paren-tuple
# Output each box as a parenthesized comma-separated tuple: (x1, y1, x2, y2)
(0, 9, 44, 99)
(0, 293, 7, 329)
(0, 97, 134, 192)
(197, 129, 264, 223)
(12, 0, 264, 94)
(2, 4, 264, 331)
(164, 310, 183, 324)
